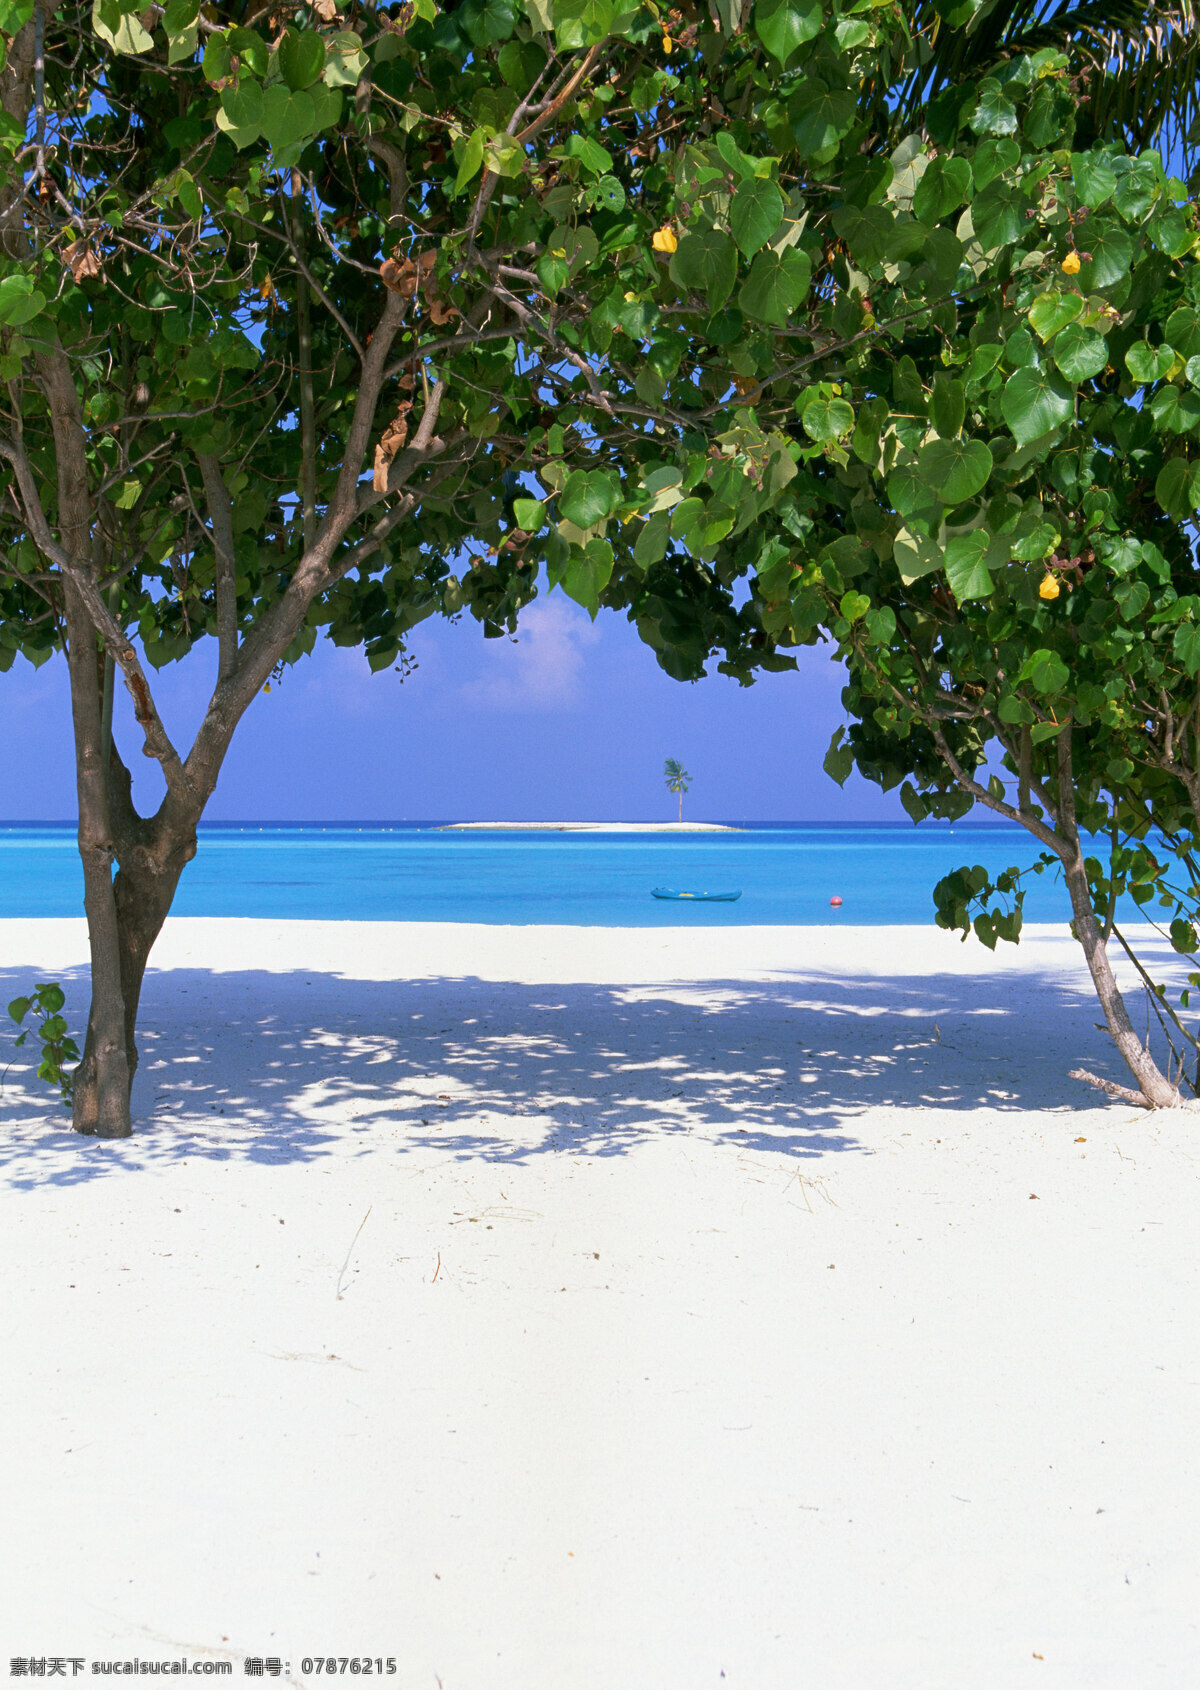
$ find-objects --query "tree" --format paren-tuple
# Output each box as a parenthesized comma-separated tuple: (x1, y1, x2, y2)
(6, 0, 1200, 1133)
(582, 39, 1200, 1107)
(1, 0, 788, 1136)
(663, 756, 691, 821)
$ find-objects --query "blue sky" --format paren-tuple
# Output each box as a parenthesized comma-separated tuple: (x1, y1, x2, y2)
(0, 586, 905, 822)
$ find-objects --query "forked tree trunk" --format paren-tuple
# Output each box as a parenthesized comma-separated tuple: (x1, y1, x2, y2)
(71, 785, 197, 1137)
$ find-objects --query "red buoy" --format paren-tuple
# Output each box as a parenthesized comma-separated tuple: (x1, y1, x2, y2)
(829, 896, 843, 907)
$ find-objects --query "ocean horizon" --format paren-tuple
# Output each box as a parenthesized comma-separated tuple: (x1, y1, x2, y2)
(0, 820, 1148, 927)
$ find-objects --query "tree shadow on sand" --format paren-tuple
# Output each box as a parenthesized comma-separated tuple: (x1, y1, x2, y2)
(0, 954, 1156, 1190)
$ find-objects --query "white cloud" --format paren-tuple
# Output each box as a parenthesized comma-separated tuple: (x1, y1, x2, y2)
(453, 592, 602, 714)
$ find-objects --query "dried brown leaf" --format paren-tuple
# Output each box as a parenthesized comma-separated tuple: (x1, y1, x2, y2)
(63, 239, 103, 283)
(372, 401, 413, 492)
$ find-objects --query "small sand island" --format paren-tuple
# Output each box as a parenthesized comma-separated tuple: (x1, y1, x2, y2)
(437, 820, 741, 832)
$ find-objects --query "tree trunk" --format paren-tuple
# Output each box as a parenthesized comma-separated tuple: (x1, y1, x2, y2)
(63, 581, 133, 1136)
(677, 790, 682, 823)
(1055, 730, 1180, 1109)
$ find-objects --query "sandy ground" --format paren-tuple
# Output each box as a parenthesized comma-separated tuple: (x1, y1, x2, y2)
(1, 918, 1198, 1689)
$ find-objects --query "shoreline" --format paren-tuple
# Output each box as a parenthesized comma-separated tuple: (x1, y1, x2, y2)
(435, 819, 741, 831)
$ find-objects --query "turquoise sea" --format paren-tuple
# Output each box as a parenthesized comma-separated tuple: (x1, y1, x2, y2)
(0, 822, 1145, 926)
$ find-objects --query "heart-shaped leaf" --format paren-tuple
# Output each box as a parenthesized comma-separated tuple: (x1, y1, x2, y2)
(754, 0, 822, 64)
(1077, 222, 1134, 290)
(1052, 322, 1108, 383)
(801, 396, 854, 441)
(739, 246, 811, 326)
(1125, 341, 1175, 383)
(918, 438, 993, 504)
(278, 28, 326, 90)
(730, 178, 784, 257)
(261, 85, 317, 153)
(670, 229, 738, 310)
(789, 83, 854, 156)
(1028, 290, 1082, 342)
(558, 468, 621, 528)
(1001, 365, 1074, 446)
(912, 155, 971, 224)
(944, 532, 994, 601)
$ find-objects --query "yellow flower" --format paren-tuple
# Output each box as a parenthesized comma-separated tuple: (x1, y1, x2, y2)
(1061, 252, 1081, 275)
(1039, 574, 1061, 601)
(652, 226, 678, 254)
(662, 32, 673, 51)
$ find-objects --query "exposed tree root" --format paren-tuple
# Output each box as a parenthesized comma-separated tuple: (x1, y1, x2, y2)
(1068, 1068, 1159, 1108)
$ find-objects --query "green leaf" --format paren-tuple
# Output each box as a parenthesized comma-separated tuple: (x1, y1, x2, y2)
(512, 498, 546, 529)
(227, 26, 268, 77)
(894, 526, 942, 583)
(1077, 223, 1133, 290)
(789, 83, 854, 157)
(171, 167, 203, 222)
(1028, 290, 1082, 342)
(0, 0, 35, 34)
(929, 373, 965, 439)
(559, 538, 613, 618)
(634, 510, 671, 567)
(1125, 341, 1175, 383)
(92, 0, 153, 55)
(535, 247, 568, 296)
(463, 0, 520, 44)
(553, 0, 612, 46)
(454, 128, 486, 194)
(801, 396, 853, 441)
(216, 80, 264, 149)
(1072, 152, 1117, 209)
(163, 0, 199, 64)
(971, 79, 1017, 137)
(1174, 622, 1200, 676)
(972, 137, 1020, 190)
(260, 85, 317, 153)
(754, 0, 822, 64)
(1051, 322, 1108, 383)
(917, 438, 993, 504)
(1148, 206, 1193, 258)
(202, 33, 232, 82)
(823, 725, 853, 785)
(278, 28, 326, 91)
(739, 246, 810, 326)
(729, 177, 784, 257)
(7, 994, 30, 1023)
(323, 29, 368, 87)
(1155, 457, 1196, 520)
(912, 155, 971, 224)
(944, 532, 994, 601)
(973, 183, 1026, 250)
(840, 590, 869, 623)
(1021, 648, 1069, 694)
(670, 229, 738, 310)
(558, 468, 621, 527)
(1112, 158, 1160, 223)
(1166, 305, 1200, 358)
(0, 272, 43, 325)
(1001, 365, 1074, 446)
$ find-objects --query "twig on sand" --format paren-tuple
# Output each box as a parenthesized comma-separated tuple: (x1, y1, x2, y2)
(335, 1206, 372, 1300)
(431, 1250, 442, 1284)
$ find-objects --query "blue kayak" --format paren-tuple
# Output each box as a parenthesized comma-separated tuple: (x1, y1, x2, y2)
(651, 887, 742, 902)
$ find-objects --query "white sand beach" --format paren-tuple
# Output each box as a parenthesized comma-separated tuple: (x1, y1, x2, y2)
(2, 918, 1198, 1688)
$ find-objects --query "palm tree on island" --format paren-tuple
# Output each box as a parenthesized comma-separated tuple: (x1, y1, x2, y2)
(664, 759, 692, 824)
